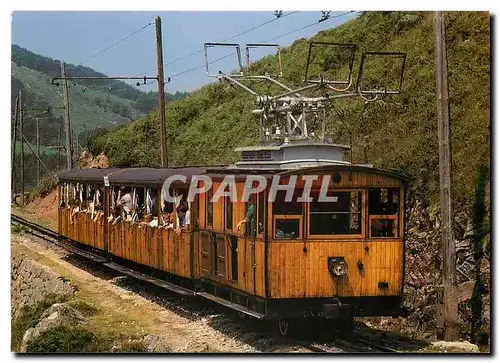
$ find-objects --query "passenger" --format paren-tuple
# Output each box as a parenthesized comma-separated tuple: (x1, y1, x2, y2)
(93, 210, 104, 223)
(138, 214, 153, 229)
(148, 189, 158, 215)
(92, 188, 103, 222)
(80, 200, 88, 213)
(158, 212, 174, 230)
(109, 205, 123, 225)
(118, 187, 134, 217)
(69, 198, 79, 225)
(174, 201, 190, 235)
(236, 195, 255, 234)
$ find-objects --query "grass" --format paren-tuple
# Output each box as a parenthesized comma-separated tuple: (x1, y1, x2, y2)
(11, 224, 29, 235)
(26, 326, 96, 353)
(11, 292, 148, 353)
(11, 293, 69, 352)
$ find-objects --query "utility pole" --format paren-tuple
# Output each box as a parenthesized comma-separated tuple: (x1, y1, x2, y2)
(434, 11, 458, 341)
(11, 95, 19, 196)
(19, 91, 25, 206)
(156, 15, 168, 167)
(57, 125, 61, 171)
(36, 117, 40, 184)
(61, 61, 73, 170)
(76, 131, 79, 164)
(72, 130, 76, 165)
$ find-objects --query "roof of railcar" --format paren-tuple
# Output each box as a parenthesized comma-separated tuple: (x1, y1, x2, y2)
(278, 164, 409, 182)
(56, 167, 120, 183)
(106, 167, 207, 185)
(57, 164, 408, 185)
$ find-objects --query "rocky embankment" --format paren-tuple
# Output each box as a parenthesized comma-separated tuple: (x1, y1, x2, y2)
(366, 199, 490, 346)
(11, 250, 172, 353)
(11, 251, 76, 320)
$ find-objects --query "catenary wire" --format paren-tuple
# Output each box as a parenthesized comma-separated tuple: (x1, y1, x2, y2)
(94, 11, 301, 90)
(168, 11, 357, 81)
(78, 21, 154, 66)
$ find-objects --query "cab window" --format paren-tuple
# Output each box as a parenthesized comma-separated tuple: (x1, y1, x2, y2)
(368, 187, 400, 238)
(272, 190, 303, 240)
(309, 190, 362, 235)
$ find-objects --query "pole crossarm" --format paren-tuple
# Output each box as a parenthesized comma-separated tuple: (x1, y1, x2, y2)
(51, 76, 158, 85)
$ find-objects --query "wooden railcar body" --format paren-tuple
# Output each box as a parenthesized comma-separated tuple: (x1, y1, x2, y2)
(57, 164, 407, 322)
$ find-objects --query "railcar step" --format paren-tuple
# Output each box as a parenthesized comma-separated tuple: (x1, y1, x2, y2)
(196, 291, 265, 319)
(103, 262, 196, 297)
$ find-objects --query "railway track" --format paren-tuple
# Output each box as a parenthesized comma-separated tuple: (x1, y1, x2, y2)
(11, 213, 400, 354)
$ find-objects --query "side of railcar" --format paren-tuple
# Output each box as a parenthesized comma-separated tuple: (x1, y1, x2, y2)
(104, 168, 199, 280)
(57, 169, 111, 251)
(264, 166, 407, 320)
(193, 173, 269, 312)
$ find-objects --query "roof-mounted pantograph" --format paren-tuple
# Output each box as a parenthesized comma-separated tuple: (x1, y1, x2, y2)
(203, 41, 407, 142)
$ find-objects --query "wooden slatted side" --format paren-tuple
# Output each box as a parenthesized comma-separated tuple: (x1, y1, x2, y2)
(254, 240, 265, 297)
(95, 217, 105, 251)
(160, 229, 192, 278)
(268, 240, 403, 298)
(109, 222, 122, 258)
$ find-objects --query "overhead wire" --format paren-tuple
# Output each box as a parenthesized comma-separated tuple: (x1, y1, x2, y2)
(161, 10, 300, 69)
(169, 10, 358, 81)
(67, 20, 155, 93)
(77, 21, 155, 66)
(261, 10, 356, 43)
(91, 11, 357, 91)
(95, 10, 301, 90)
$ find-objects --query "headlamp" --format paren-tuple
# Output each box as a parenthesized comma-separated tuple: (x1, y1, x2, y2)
(328, 257, 348, 277)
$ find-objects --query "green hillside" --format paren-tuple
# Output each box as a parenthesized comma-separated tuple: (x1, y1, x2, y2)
(12, 62, 135, 133)
(11, 45, 189, 148)
(12, 44, 188, 107)
(88, 11, 490, 211)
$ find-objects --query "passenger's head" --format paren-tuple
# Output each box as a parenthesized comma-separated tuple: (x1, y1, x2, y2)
(176, 201, 189, 217)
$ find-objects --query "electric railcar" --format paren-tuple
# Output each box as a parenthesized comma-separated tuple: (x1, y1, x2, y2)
(57, 141, 407, 336)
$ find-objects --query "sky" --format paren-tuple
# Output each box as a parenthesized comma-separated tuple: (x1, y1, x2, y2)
(11, 11, 358, 93)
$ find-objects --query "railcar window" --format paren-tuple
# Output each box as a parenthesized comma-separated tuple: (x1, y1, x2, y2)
(309, 191, 362, 235)
(272, 190, 303, 215)
(193, 193, 200, 228)
(59, 184, 66, 207)
(258, 192, 265, 235)
(368, 187, 400, 238)
(244, 199, 256, 237)
(275, 218, 301, 239)
(272, 190, 303, 239)
(162, 190, 174, 213)
(207, 188, 213, 226)
(225, 197, 233, 230)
